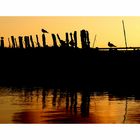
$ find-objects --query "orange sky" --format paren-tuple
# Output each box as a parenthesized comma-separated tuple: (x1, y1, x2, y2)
(0, 16, 140, 48)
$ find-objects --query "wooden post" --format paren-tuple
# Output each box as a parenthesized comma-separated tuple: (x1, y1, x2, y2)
(52, 34, 58, 47)
(14, 38, 18, 48)
(70, 33, 74, 47)
(24, 36, 28, 48)
(36, 35, 40, 48)
(57, 34, 66, 47)
(27, 36, 30, 48)
(8, 38, 11, 48)
(18, 36, 23, 49)
(80, 30, 90, 49)
(57, 34, 61, 43)
(24, 36, 30, 48)
(30, 35, 34, 48)
(11, 36, 16, 48)
(74, 31, 77, 48)
(80, 30, 86, 48)
(65, 32, 69, 47)
(0, 37, 4, 48)
(42, 33, 46, 47)
(86, 31, 90, 48)
(80, 30, 84, 48)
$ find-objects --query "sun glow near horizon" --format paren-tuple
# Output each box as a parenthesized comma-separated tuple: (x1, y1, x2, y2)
(0, 16, 140, 48)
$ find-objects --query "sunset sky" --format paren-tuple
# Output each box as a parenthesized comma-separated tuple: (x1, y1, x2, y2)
(0, 16, 140, 48)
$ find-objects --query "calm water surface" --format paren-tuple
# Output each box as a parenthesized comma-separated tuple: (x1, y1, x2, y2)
(0, 87, 140, 124)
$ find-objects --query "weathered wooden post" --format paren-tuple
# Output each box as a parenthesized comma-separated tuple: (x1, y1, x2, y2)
(57, 34, 61, 44)
(42, 33, 46, 47)
(8, 38, 11, 48)
(86, 31, 90, 48)
(57, 34, 66, 47)
(24, 36, 31, 48)
(11, 36, 16, 48)
(74, 31, 77, 48)
(24, 36, 28, 48)
(81, 30, 89, 49)
(27, 36, 30, 48)
(30, 35, 34, 48)
(24, 36, 27, 48)
(36, 35, 40, 48)
(80, 30, 83, 48)
(80, 30, 85, 48)
(0, 37, 4, 48)
(57, 34, 62, 47)
(15, 38, 18, 48)
(70, 33, 74, 47)
(65, 32, 69, 47)
(52, 34, 58, 47)
(18, 36, 23, 49)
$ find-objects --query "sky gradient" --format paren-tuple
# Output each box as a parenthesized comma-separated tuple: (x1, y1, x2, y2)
(0, 16, 140, 48)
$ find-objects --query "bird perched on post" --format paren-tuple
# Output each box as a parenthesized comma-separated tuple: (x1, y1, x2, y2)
(108, 42, 116, 47)
(41, 29, 49, 33)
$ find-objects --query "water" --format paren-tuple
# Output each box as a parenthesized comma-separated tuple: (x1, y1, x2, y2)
(0, 87, 140, 124)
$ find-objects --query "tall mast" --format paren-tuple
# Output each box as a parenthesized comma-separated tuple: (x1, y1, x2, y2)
(92, 34, 97, 48)
(122, 20, 128, 48)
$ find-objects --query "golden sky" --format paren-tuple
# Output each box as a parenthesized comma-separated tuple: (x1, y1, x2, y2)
(0, 16, 140, 48)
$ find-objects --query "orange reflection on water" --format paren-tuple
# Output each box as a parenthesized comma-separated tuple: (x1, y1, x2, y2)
(0, 88, 140, 124)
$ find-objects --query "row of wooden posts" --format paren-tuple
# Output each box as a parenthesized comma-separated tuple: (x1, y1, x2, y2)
(0, 30, 90, 49)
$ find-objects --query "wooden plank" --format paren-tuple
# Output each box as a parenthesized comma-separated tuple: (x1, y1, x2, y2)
(96, 47, 140, 50)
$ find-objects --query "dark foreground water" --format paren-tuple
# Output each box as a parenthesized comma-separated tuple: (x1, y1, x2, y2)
(0, 87, 140, 124)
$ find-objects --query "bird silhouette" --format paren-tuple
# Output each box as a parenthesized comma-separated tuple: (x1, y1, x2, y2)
(41, 29, 49, 33)
(108, 42, 116, 47)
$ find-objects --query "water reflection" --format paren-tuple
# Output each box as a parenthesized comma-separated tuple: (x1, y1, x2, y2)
(81, 90, 90, 117)
(123, 97, 128, 124)
(0, 87, 140, 123)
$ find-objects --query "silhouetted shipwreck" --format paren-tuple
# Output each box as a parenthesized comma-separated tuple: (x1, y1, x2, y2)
(0, 29, 140, 90)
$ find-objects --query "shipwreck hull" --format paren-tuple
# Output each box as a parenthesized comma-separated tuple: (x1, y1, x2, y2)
(0, 47, 140, 90)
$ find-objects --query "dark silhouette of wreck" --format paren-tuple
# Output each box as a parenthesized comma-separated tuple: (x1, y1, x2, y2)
(0, 29, 140, 91)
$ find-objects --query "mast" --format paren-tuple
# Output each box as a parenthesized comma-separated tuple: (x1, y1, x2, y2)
(92, 34, 97, 48)
(122, 20, 128, 49)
